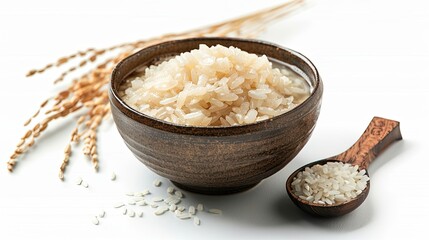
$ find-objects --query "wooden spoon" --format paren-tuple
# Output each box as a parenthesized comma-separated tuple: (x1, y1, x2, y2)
(286, 116, 402, 217)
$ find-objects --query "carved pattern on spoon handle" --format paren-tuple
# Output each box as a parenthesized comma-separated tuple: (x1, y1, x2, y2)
(328, 116, 402, 169)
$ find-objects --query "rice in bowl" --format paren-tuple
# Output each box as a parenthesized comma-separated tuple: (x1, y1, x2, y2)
(119, 44, 311, 126)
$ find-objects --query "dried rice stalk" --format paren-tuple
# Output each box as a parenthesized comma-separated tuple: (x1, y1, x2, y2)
(7, 0, 304, 179)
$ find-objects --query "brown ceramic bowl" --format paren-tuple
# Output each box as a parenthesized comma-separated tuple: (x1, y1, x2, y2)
(109, 37, 323, 194)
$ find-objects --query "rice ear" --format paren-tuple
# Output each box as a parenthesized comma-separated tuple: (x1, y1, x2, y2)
(9, 0, 305, 173)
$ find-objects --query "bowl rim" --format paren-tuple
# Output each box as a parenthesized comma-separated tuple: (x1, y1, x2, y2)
(109, 37, 322, 132)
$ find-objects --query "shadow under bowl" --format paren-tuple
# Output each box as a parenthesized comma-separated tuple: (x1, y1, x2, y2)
(109, 37, 323, 194)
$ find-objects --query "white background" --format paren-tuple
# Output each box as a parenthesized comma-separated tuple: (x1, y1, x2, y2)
(1, 0, 428, 239)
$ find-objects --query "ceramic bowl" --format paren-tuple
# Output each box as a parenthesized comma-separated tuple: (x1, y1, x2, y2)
(109, 37, 323, 194)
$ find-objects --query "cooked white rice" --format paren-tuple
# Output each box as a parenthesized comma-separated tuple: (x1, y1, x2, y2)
(119, 44, 310, 126)
(291, 162, 370, 205)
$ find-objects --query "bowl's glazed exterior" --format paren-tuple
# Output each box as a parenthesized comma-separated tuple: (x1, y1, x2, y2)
(109, 37, 323, 194)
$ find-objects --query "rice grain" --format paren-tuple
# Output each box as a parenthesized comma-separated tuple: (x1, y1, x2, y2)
(197, 204, 204, 212)
(167, 187, 175, 194)
(193, 216, 201, 226)
(154, 206, 169, 216)
(75, 177, 83, 185)
(153, 179, 162, 187)
(114, 203, 125, 208)
(208, 209, 222, 215)
(128, 209, 135, 217)
(110, 172, 116, 181)
(152, 197, 164, 202)
(92, 217, 99, 225)
(189, 206, 196, 215)
(99, 211, 105, 218)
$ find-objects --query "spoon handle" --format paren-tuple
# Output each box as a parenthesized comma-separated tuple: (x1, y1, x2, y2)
(328, 116, 402, 169)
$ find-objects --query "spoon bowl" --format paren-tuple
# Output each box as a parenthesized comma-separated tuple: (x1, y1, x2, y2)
(286, 159, 370, 217)
(286, 116, 402, 217)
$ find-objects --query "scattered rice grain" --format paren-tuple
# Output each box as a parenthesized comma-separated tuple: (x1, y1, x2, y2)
(174, 191, 183, 198)
(171, 198, 181, 205)
(197, 203, 204, 212)
(98, 210, 105, 218)
(208, 209, 222, 215)
(92, 217, 99, 225)
(194, 216, 201, 226)
(189, 206, 196, 215)
(178, 206, 186, 212)
(134, 197, 144, 202)
(152, 197, 164, 202)
(167, 187, 175, 194)
(128, 209, 135, 217)
(153, 179, 162, 187)
(169, 204, 177, 212)
(75, 177, 82, 185)
(110, 172, 116, 181)
(177, 212, 191, 220)
(154, 206, 169, 215)
(140, 190, 151, 196)
(114, 203, 125, 208)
